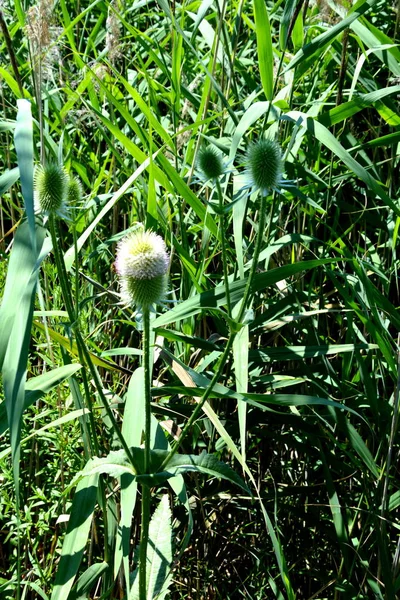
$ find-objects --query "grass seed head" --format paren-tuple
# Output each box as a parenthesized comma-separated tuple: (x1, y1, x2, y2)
(245, 138, 283, 194)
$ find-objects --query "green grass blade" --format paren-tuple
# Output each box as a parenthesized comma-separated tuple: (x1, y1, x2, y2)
(319, 85, 400, 127)
(68, 562, 108, 600)
(233, 322, 249, 462)
(283, 111, 400, 218)
(253, 0, 274, 100)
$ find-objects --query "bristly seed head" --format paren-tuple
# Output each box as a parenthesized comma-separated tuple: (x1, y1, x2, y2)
(245, 139, 283, 194)
(67, 175, 83, 206)
(115, 229, 170, 309)
(197, 145, 224, 181)
(34, 163, 69, 218)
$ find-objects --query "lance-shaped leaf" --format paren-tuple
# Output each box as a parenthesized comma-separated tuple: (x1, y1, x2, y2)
(130, 495, 173, 600)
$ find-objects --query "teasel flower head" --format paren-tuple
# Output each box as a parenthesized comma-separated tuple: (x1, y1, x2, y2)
(34, 163, 69, 218)
(115, 228, 170, 310)
(197, 145, 225, 181)
(245, 138, 284, 195)
(67, 175, 83, 206)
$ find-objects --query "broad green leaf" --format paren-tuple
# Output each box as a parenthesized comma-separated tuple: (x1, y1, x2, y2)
(1, 222, 46, 502)
(133, 449, 250, 494)
(14, 100, 35, 250)
(115, 368, 144, 592)
(79, 450, 135, 479)
(130, 495, 173, 600)
(253, 0, 274, 100)
(51, 475, 99, 600)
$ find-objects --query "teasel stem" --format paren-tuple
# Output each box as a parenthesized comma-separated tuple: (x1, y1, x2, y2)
(160, 192, 269, 469)
(216, 179, 231, 317)
(139, 307, 152, 599)
(237, 192, 268, 322)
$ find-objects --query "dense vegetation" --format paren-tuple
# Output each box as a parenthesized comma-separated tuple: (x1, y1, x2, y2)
(0, 0, 399, 598)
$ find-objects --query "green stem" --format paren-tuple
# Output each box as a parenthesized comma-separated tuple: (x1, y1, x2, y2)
(143, 309, 152, 472)
(236, 192, 268, 324)
(139, 308, 152, 600)
(216, 180, 231, 317)
(161, 193, 269, 469)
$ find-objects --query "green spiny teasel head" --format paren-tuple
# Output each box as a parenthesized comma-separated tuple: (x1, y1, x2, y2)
(245, 138, 283, 194)
(197, 145, 225, 181)
(115, 228, 170, 310)
(67, 175, 83, 206)
(34, 163, 69, 218)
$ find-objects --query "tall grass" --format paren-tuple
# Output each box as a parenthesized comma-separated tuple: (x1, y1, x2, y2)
(0, 0, 399, 598)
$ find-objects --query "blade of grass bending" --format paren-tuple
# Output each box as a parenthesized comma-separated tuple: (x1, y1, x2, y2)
(318, 85, 400, 127)
(253, 0, 274, 101)
(350, 19, 400, 77)
(33, 321, 124, 372)
(153, 258, 337, 327)
(51, 475, 100, 600)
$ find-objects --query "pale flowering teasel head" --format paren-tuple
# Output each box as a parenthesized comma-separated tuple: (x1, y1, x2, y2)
(115, 229, 170, 310)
